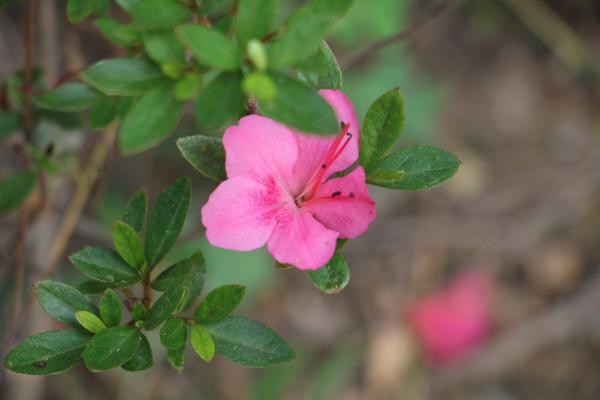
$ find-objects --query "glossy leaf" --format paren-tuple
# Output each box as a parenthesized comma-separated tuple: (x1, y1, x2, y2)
(151, 251, 206, 311)
(237, 0, 277, 45)
(194, 72, 245, 130)
(0, 111, 21, 138)
(122, 190, 147, 234)
(143, 31, 185, 65)
(78, 280, 109, 295)
(177, 25, 240, 70)
(112, 221, 145, 269)
(190, 324, 215, 362)
(83, 326, 142, 371)
(194, 285, 245, 323)
(160, 318, 188, 350)
(75, 311, 106, 333)
(99, 288, 122, 327)
(176, 135, 226, 181)
(366, 145, 460, 191)
(69, 247, 140, 285)
(203, 316, 295, 368)
(119, 83, 183, 154)
(144, 287, 187, 330)
(81, 58, 166, 96)
(360, 88, 405, 168)
(307, 252, 349, 294)
(0, 170, 37, 216)
(145, 176, 191, 268)
(4, 330, 90, 375)
(35, 280, 99, 328)
(131, 0, 192, 30)
(67, 0, 95, 23)
(122, 334, 153, 371)
(88, 94, 119, 130)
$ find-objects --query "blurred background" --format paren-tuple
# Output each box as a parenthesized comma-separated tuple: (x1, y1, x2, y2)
(2, 0, 600, 399)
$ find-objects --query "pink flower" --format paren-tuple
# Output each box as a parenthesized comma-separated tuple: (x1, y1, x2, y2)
(201, 90, 376, 270)
(404, 270, 493, 365)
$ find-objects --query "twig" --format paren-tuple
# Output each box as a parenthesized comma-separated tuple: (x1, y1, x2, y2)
(21, 0, 36, 138)
(343, 0, 457, 69)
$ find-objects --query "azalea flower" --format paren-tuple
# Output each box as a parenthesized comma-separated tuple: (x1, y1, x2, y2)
(201, 90, 376, 270)
(404, 270, 493, 365)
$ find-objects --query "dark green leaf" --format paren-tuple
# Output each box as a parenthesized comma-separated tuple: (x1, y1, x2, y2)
(81, 58, 166, 96)
(366, 145, 460, 191)
(0, 170, 36, 216)
(145, 177, 191, 268)
(167, 347, 186, 373)
(95, 0, 111, 15)
(360, 88, 405, 168)
(35, 109, 82, 130)
(69, 247, 140, 285)
(203, 316, 295, 367)
(99, 288, 122, 327)
(67, 0, 96, 23)
(307, 252, 349, 294)
(131, 0, 192, 30)
(83, 326, 142, 371)
(190, 324, 215, 362)
(122, 334, 153, 371)
(4, 330, 90, 375)
(176, 135, 226, 181)
(259, 74, 338, 134)
(144, 287, 187, 330)
(177, 24, 240, 70)
(0, 111, 21, 138)
(152, 251, 206, 311)
(35, 280, 99, 328)
(131, 303, 148, 322)
(78, 280, 109, 295)
(119, 83, 183, 154)
(194, 285, 245, 322)
(160, 318, 188, 350)
(122, 190, 147, 234)
(237, 0, 277, 45)
(268, 0, 352, 67)
(194, 72, 245, 129)
(88, 94, 119, 130)
(143, 31, 185, 65)
(112, 221, 145, 269)
(75, 311, 106, 333)
(297, 41, 342, 90)
(95, 18, 141, 47)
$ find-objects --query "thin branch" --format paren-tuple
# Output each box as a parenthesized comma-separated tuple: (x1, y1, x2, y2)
(343, 0, 457, 69)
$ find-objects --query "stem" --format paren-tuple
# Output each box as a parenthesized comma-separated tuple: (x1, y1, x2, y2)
(142, 274, 152, 309)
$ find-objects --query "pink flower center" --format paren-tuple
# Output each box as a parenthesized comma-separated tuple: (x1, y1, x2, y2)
(295, 122, 352, 206)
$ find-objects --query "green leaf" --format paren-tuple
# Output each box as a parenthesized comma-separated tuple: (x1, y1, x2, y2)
(78, 280, 109, 295)
(35, 280, 99, 328)
(242, 72, 278, 102)
(297, 41, 342, 90)
(122, 190, 147, 234)
(4, 330, 90, 375)
(177, 24, 240, 70)
(0, 170, 36, 216)
(145, 177, 191, 268)
(122, 333, 153, 371)
(259, 74, 338, 134)
(99, 288, 122, 327)
(88, 94, 119, 130)
(190, 324, 215, 362)
(0, 110, 21, 138)
(119, 83, 183, 154)
(174, 73, 203, 101)
(143, 31, 185, 65)
(144, 287, 187, 330)
(160, 318, 188, 350)
(176, 135, 226, 181)
(81, 58, 166, 96)
(75, 311, 106, 333)
(203, 316, 295, 368)
(67, 0, 96, 23)
(237, 0, 277, 45)
(151, 251, 206, 311)
(268, 0, 352, 67)
(194, 285, 245, 323)
(167, 347, 186, 373)
(194, 72, 245, 129)
(83, 326, 142, 371)
(131, 0, 192, 30)
(95, 0, 111, 15)
(115, 0, 135, 12)
(131, 303, 148, 322)
(366, 145, 460, 191)
(69, 247, 140, 285)
(95, 18, 141, 47)
(307, 252, 349, 294)
(360, 88, 405, 168)
(112, 221, 145, 269)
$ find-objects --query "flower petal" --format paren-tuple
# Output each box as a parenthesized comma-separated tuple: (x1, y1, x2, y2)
(202, 177, 286, 251)
(303, 167, 376, 238)
(267, 209, 338, 270)
(223, 115, 297, 188)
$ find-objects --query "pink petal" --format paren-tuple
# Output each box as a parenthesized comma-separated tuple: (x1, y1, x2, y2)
(302, 167, 376, 238)
(289, 90, 360, 194)
(223, 115, 298, 189)
(202, 177, 287, 251)
(267, 209, 338, 270)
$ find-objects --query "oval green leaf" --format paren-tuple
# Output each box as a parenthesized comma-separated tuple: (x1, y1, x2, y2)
(81, 58, 166, 96)
(177, 24, 240, 71)
(35, 280, 99, 328)
(83, 326, 142, 371)
(307, 252, 350, 294)
(99, 288, 122, 327)
(122, 333, 153, 371)
(69, 247, 140, 285)
(194, 72, 245, 130)
(176, 135, 226, 182)
(144, 287, 187, 330)
(160, 318, 188, 350)
(131, 0, 192, 30)
(112, 220, 145, 269)
(75, 311, 106, 334)
(190, 324, 215, 362)
(194, 284, 245, 323)
(122, 189, 148, 234)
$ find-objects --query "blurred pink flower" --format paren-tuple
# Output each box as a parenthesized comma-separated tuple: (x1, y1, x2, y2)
(405, 270, 493, 365)
(202, 90, 376, 270)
